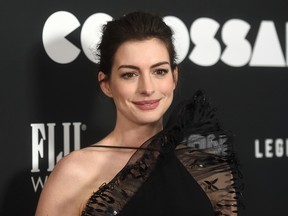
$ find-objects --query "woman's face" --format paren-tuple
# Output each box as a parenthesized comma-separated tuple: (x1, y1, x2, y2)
(99, 38, 177, 126)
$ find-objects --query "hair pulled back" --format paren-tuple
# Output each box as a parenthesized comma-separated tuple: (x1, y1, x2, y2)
(97, 11, 177, 79)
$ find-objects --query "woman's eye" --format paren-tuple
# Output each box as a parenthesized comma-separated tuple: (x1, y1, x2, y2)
(154, 69, 168, 76)
(121, 72, 138, 79)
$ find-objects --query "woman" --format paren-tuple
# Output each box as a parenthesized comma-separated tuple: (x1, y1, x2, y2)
(36, 11, 240, 216)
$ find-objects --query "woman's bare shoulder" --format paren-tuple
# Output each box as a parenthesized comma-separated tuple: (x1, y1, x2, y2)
(45, 146, 112, 190)
(35, 147, 107, 216)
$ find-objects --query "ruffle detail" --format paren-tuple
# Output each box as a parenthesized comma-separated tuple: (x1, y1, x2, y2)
(81, 90, 243, 216)
(164, 90, 243, 215)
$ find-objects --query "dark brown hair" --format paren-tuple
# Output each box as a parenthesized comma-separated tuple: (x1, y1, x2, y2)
(97, 11, 177, 79)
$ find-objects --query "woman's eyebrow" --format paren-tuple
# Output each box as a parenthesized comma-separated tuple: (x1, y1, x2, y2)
(151, 61, 170, 68)
(118, 61, 170, 70)
(118, 65, 139, 70)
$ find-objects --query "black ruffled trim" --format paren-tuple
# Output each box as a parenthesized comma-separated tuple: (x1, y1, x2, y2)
(82, 90, 244, 216)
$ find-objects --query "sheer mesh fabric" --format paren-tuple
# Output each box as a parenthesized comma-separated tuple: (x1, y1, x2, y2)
(81, 90, 241, 216)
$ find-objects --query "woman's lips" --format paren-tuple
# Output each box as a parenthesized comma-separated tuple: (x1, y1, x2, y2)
(132, 99, 161, 110)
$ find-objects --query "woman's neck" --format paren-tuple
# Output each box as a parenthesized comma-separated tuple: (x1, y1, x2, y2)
(106, 119, 163, 148)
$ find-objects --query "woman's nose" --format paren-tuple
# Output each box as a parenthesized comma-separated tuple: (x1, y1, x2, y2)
(138, 73, 155, 95)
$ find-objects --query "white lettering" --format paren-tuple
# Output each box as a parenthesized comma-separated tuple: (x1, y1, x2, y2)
(73, 122, 81, 151)
(31, 176, 48, 192)
(286, 139, 288, 157)
(63, 122, 71, 156)
(189, 18, 221, 66)
(255, 139, 263, 158)
(42, 12, 288, 68)
(275, 138, 284, 157)
(31, 122, 83, 173)
(255, 138, 288, 158)
(250, 21, 286, 67)
(31, 124, 45, 173)
(221, 19, 252, 67)
(286, 22, 288, 66)
(81, 13, 113, 63)
(47, 123, 56, 171)
(163, 16, 190, 64)
(265, 139, 273, 158)
(42, 11, 81, 64)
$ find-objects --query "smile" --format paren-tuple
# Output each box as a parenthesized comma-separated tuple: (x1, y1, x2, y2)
(132, 99, 161, 110)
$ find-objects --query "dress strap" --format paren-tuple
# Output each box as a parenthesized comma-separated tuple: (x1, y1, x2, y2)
(90, 144, 160, 151)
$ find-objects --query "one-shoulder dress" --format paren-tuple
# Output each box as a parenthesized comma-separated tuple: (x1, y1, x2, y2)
(81, 91, 242, 216)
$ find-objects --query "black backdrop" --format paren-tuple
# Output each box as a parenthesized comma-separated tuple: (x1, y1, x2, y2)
(1, 0, 288, 215)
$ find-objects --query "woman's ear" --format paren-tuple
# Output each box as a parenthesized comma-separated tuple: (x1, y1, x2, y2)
(172, 66, 179, 89)
(98, 71, 113, 98)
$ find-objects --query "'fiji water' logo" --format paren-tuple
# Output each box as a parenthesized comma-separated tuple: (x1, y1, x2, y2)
(30, 122, 86, 192)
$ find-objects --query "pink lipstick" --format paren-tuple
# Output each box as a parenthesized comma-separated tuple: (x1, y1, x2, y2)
(133, 99, 160, 110)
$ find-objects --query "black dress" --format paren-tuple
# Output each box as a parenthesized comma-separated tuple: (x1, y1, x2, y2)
(81, 91, 241, 216)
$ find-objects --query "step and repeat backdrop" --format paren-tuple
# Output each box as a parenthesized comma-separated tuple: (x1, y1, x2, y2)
(1, 0, 288, 215)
